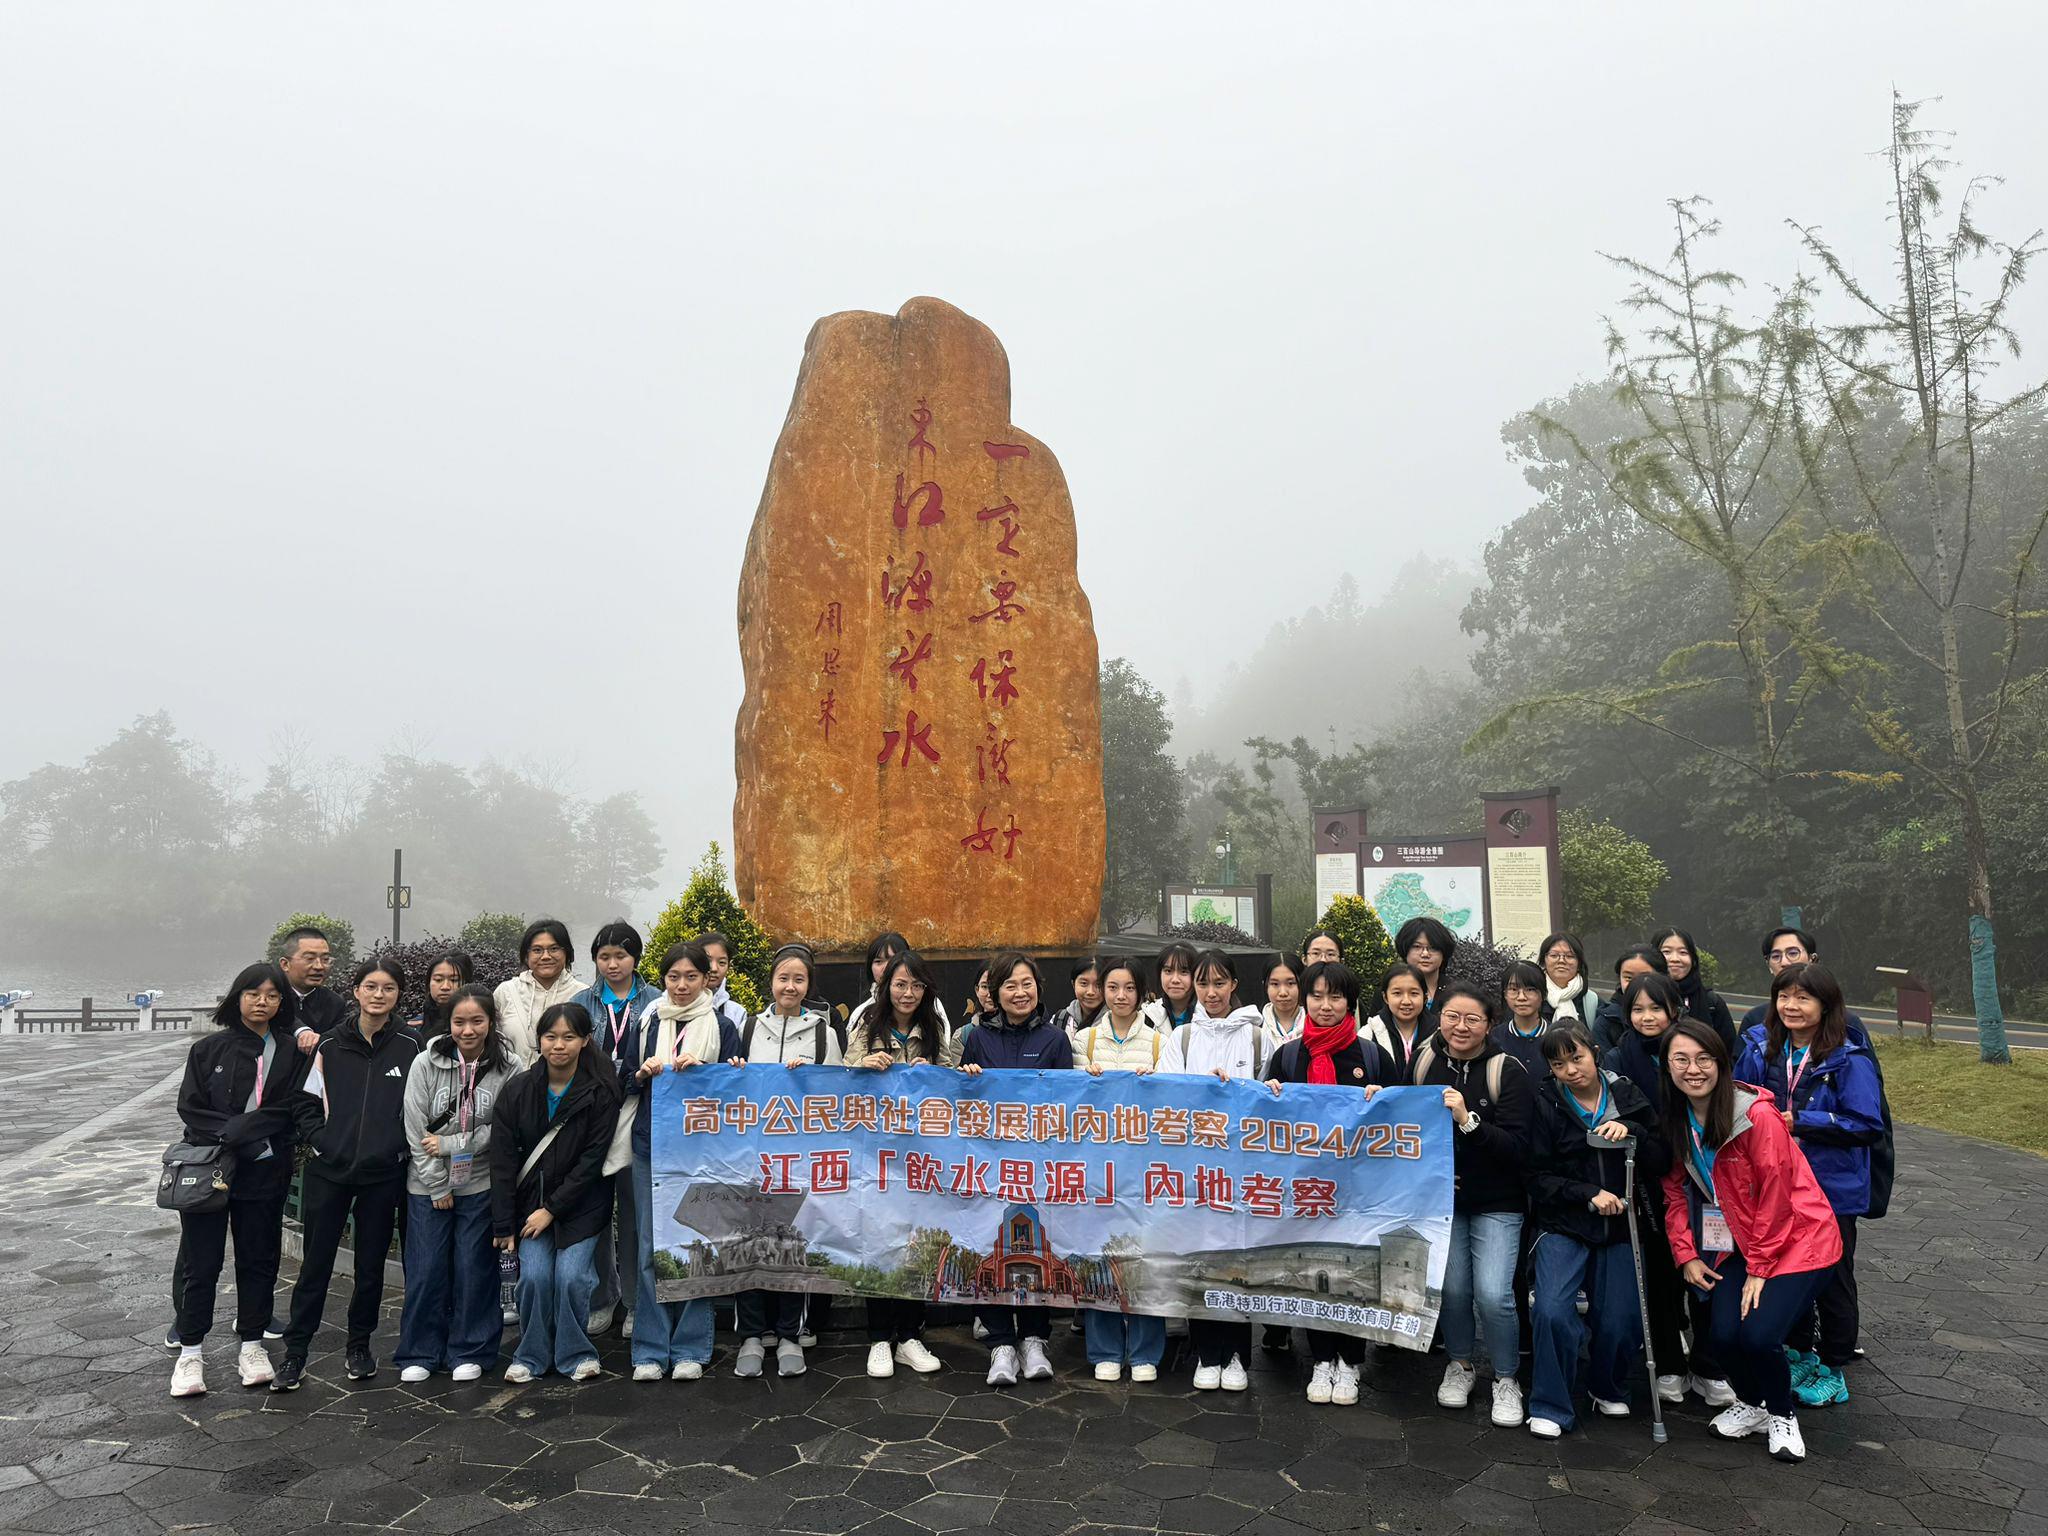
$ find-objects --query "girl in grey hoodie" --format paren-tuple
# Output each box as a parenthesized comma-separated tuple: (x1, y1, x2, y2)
(396, 984, 519, 1381)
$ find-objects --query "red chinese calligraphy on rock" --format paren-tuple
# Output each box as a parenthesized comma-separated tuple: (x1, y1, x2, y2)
(969, 649, 1020, 707)
(977, 499, 1022, 558)
(960, 807, 1022, 859)
(984, 442, 1030, 462)
(977, 727, 1013, 787)
(878, 710, 940, 769)
(908, 399, 935, 469)
(813, 602, 842, 637)
(888, 630, 933, 692)
(880, 551, 935, 614)
(968, 575, 1026, 625)
(892, 472, 944, 531)
(817, 690, 837, 743)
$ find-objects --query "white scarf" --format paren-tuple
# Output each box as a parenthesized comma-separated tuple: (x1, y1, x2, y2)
(647, 990, 721, 1067)
(1546, 974, 1586, 1015)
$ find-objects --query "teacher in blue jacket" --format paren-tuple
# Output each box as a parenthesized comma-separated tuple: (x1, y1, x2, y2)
(1736, 963, 1884, 1411)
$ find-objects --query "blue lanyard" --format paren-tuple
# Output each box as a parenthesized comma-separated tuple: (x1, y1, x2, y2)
(1684, 1105, 1717, 1201)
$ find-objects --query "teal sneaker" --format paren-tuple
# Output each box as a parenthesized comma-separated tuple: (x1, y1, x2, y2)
(1784, 1348, 1822, 1388)
(1795, 1363, 1849, 1408)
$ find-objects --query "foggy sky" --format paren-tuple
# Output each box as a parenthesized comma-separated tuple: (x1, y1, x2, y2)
(5, 2, 2044, 911)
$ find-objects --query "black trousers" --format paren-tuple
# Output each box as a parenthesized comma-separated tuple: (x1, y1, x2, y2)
(977, 1304, 1051, 1347)
(1190, 1318, 1252, 1367)
(736, 1289, 807, 1340)
(866, 1297, 925, 1344)
(1306, 1328, 1365, 1366)
(1639, 1209, 1721, 1381)
(1792, 1216, 1859, 1366)
(176, 1191, 288, 1345)
(284, 1170, 404, 1354)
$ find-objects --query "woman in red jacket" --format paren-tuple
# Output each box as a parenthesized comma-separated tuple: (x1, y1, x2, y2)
(1659, 1018, 1842, 1465)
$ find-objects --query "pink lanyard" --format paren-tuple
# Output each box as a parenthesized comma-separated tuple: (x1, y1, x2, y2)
(607, 997, 634, 1055)
(253, 1048, 268, 1105)
(1786, 1045, 1811, 1100)
(457, 1060, 477, 1134)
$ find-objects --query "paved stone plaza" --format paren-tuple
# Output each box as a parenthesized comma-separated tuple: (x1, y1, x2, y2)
(0, 1034, 2043, 1536)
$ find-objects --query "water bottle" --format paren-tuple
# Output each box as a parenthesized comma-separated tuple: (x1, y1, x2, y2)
(499, 1249, 520, 1325)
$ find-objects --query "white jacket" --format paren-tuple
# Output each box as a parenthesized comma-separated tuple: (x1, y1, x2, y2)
(741, 1008, 844, 1066)
(1261, 1003, 1307, 1052)
(492, 969, 586, 1067)
(1158, 1004, 1267, 1079)
(1072, 1015, 1166, 1072)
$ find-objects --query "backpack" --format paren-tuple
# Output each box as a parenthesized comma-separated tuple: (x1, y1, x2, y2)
(739, 1011, 846, 1064)
(1865, 1055, 1897, 1220)
(1408, 1038, 1508, 1106)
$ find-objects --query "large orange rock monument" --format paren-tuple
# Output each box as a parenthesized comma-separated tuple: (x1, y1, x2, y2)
(734, 297, 1106, 955)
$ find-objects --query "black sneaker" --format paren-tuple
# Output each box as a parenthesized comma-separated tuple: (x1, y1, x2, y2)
(163, 1325, 182, 1351)
(346, 1344, 377, 1381)
(263, 1317, 284, 1341)
(270, 1355, 306, 1393)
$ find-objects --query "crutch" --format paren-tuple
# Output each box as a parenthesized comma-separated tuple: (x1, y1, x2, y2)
(1590, 1129, 1666, 1445)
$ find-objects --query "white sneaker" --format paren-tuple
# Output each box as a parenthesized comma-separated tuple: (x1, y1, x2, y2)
(1094, 1361, 1123, 1382)
(621, 1311, 633, 1341)
(894, 1339, 941, 1374)
(1437, 1359, 1477, 1408)
(1129, 1363, 1157, 1383)
(632, 1362, 664, 1381)
(1768, 1413, 1806, 1462)
(1491, 1376, 1525, 1427)
(1655, 1372, 1686, 1403)
(1528, 1416, 1563, 1439)
(503, 1363, 534, 1383)
(1220, 1354, 1248, 1391)
(776, 1340, 806, 1377)
(1692, 1374, 1736, 1407)
(736, 1338, 766, 1378)
(1306, 1361, 1335, 1404)
(1592, 1397, 1629, 1417)
(866, 1341, 895, 1378)
(1192, 1363, 1222, 1390)
(1020, 1337, 1054, 1381)
(987, 1345, 1019, 1387)
(501, 1306, 520, 1328)
(571, 1359, 601, 1382)
(586, 1304, 615, 1336)
(170, 1355, 207, 1398)
(399, 1365, 431, 1384)
(452, 1363, 482, 1383)
(1711, 1401, 1773, 1440)
(670, 1360, 703, 1381)
(971, 1316, 989, 1340)
(797, 1330, 818, 1347)
(237, 1342, 273, 1389)
(1332, 1361, 1360, 1406)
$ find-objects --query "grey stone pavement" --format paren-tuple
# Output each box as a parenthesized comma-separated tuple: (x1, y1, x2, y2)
(0, 1034, 2044, 1536)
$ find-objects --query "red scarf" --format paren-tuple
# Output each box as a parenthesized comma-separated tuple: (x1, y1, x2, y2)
(1303, 1014, 1357, 1085)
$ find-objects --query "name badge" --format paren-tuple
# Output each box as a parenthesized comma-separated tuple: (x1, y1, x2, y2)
(1700, 1204, 1733, 1254)
(449, 1149, 475, 1189)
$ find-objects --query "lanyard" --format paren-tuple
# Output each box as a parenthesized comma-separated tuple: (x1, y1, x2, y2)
(604, 990, 636, 1054)
(457, 1059, 477, 1134)
(253, 1043, 269, 1105)
(1684, 1105, 1717, 1201)
(1786, 1044, 1812, 1099)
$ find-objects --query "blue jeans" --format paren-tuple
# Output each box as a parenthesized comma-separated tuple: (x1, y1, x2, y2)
(1084, 1310, 1165, 1367)
(512, 1234, 599, 1376)
(1441, 1209, 1523, 1378)
(1527, 1231, 1640, 1430)
(630, 1155, 716, 1368)
(397, 1191, 503, 1371)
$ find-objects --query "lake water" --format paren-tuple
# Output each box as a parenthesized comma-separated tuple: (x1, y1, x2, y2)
(0, 957, 235, 1012)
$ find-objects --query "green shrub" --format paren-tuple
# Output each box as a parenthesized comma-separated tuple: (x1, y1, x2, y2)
(642, 843, 774, 1001)
(266, 912, 357, 974)
(1313, 895, 1397, 987)
(459, 911, 528, 953)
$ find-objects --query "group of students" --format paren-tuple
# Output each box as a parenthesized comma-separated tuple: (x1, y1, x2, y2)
(164, 915, 1883, 1467)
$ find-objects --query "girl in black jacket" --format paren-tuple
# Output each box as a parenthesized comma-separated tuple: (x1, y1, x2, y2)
(1524, 1024, 1667, 1438)
(492, 1003, 622, 1384)
(275, 956, 420, 1393)
(1264, 959, 1394, 1405)
(1651, 927, 1737, 1052)
(167, 963, 312, 1399)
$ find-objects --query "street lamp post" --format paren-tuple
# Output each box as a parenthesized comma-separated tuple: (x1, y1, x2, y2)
(1215, 836, 1236, 887)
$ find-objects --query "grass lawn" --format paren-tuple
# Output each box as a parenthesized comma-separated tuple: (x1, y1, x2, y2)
(1871, 1035, 2048, 1157)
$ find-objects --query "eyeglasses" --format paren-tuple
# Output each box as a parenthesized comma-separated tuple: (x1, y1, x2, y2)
(1440, 1010, 1488, 1027)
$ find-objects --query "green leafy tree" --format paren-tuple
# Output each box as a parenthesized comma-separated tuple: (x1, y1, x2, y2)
(1558, 810, 1667, 935)
(266, 911, 358, 973)
(459, 912, 528, 954)
(643, 843, 773, 1010)
(1099, 659, 1187, 932)
(1313, 895, 1396, 988)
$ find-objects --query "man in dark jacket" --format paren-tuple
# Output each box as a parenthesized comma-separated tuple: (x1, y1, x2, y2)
(1525, 1025, 1668, 1436)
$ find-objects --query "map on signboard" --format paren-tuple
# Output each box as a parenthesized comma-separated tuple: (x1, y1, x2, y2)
(1189, 896, 1235, 925)
(1368, 869, 1483, 942)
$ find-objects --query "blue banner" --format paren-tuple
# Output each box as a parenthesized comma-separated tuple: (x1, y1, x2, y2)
(649, 1065, 1453, 1347)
